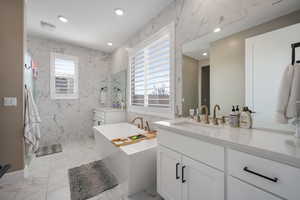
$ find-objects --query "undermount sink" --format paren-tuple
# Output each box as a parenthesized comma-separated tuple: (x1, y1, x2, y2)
(172, 120, 222, 129)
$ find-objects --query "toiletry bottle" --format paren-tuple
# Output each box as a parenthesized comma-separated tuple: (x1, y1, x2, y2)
(229, 106, 236, 127)
(189, 109, 195, 119)
(229, 106, 239, 128)
(240, 107, 253, 129)
(236, 105, 241, 127)
(236, 105, 240, 113)
(196, 108, 201, 122)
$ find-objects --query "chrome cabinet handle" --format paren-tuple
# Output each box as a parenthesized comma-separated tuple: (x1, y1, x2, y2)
(244, 167, 278, 183)
(182, 166, 186, 183)
(176, 163, 180, 180)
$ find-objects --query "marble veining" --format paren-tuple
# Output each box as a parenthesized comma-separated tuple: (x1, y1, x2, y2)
(27, 36, 112, 145)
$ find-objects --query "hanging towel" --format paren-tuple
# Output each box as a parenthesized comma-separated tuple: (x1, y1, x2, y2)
(100, 89, 106, 104)
(286, 64, 300, 119)
(276, 64, 300, 123)
(24, 87, 41, 153)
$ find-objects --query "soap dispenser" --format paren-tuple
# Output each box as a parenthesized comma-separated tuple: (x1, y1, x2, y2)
(229, 106, 239, 128)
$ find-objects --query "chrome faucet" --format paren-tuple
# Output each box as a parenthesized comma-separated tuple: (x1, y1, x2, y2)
(200, 105, 209, 124)
(131, 117, 144, 129)
(145, 120, 151, 132)
(212, 104, 221, 125)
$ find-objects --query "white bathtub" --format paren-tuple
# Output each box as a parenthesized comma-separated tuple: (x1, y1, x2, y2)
(93, 123, 157, 196)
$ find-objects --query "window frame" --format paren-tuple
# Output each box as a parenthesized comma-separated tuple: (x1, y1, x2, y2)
(128, 23, 175, 118)
(50, 53, 79, 100)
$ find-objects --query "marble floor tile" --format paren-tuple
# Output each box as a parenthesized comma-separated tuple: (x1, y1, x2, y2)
(46, 185, 71, 200)
(0, 191, 17, 200)
(47, 168, 69, 192)
(14, 177, 47, 200)
(0, 139, 161, 200)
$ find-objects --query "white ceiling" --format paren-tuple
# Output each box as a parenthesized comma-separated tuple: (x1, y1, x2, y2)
(183, 0, 300, 61)
(26, 0, 174, 52)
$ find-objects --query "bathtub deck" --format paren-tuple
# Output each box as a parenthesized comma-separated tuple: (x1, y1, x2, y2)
(93, 123, 157, 196)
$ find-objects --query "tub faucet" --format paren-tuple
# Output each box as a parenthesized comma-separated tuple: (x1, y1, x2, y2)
(131, 117, 144, 129)
(145, 120, 151, 131)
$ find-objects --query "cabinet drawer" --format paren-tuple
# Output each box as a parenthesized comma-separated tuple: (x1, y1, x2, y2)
(228, 177, 280, 200)
(157, 129, 224, 170)
(228, 149, 300, 200)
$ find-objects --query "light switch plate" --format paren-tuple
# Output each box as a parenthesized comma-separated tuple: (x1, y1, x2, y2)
(3, 97, 17, 106)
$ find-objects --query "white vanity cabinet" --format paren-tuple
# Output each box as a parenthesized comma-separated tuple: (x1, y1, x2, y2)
(157, 130, 225, 200)
(181, 156, 224, 200)
(228, 177, 281, 200)
(157, 146, 182, 200)
(157, 146, 224, 200)
(228, 149, 300, 200)
(156, 126, 300, 200)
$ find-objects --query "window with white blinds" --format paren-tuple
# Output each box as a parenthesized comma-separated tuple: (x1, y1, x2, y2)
(129, 27, 173, 112)
(50, 53, 78, 99)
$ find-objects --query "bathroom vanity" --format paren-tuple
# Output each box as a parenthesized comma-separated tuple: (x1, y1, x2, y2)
(154, 119, 300, 200)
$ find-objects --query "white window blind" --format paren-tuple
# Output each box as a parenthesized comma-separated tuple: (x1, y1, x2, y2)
(130, 33, 171, 109)
(51, 53, 78, 99)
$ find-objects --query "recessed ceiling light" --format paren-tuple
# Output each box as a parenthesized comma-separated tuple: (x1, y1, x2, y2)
(58, 15, 68, 23)
(107, 42, 113, 46)
(114, 8, 124, 16)
(213, 27, 221, 33)
(202, 52, 208, 56)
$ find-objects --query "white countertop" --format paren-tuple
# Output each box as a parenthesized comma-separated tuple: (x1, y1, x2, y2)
(94, 123, 157, 156)
(154, 118, 300, 168)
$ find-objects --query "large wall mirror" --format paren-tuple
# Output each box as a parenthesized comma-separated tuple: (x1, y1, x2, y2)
(181, 16, 300, 132)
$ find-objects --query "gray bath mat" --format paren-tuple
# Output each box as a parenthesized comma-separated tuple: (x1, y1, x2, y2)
(68, 160, 118, 200)
(36, 144, 62, 157)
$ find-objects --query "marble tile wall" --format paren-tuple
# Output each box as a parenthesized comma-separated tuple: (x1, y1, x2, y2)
(111, 0, 300, 121)
(27, 36, 112, 145)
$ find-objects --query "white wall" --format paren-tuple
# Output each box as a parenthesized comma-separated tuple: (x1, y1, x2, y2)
(182, 55, 199, 116)
(210, 36, 245, 115)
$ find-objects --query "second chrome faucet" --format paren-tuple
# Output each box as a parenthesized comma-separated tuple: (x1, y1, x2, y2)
(197, 104, 224, 126)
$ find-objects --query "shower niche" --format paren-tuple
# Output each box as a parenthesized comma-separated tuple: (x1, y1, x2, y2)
(111, 70, 127, 109)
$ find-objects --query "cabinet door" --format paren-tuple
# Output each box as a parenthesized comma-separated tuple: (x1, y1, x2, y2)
(157, 146, 182, 200)
(228, 177, 281, 200)
(182, 156, 224, 200)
